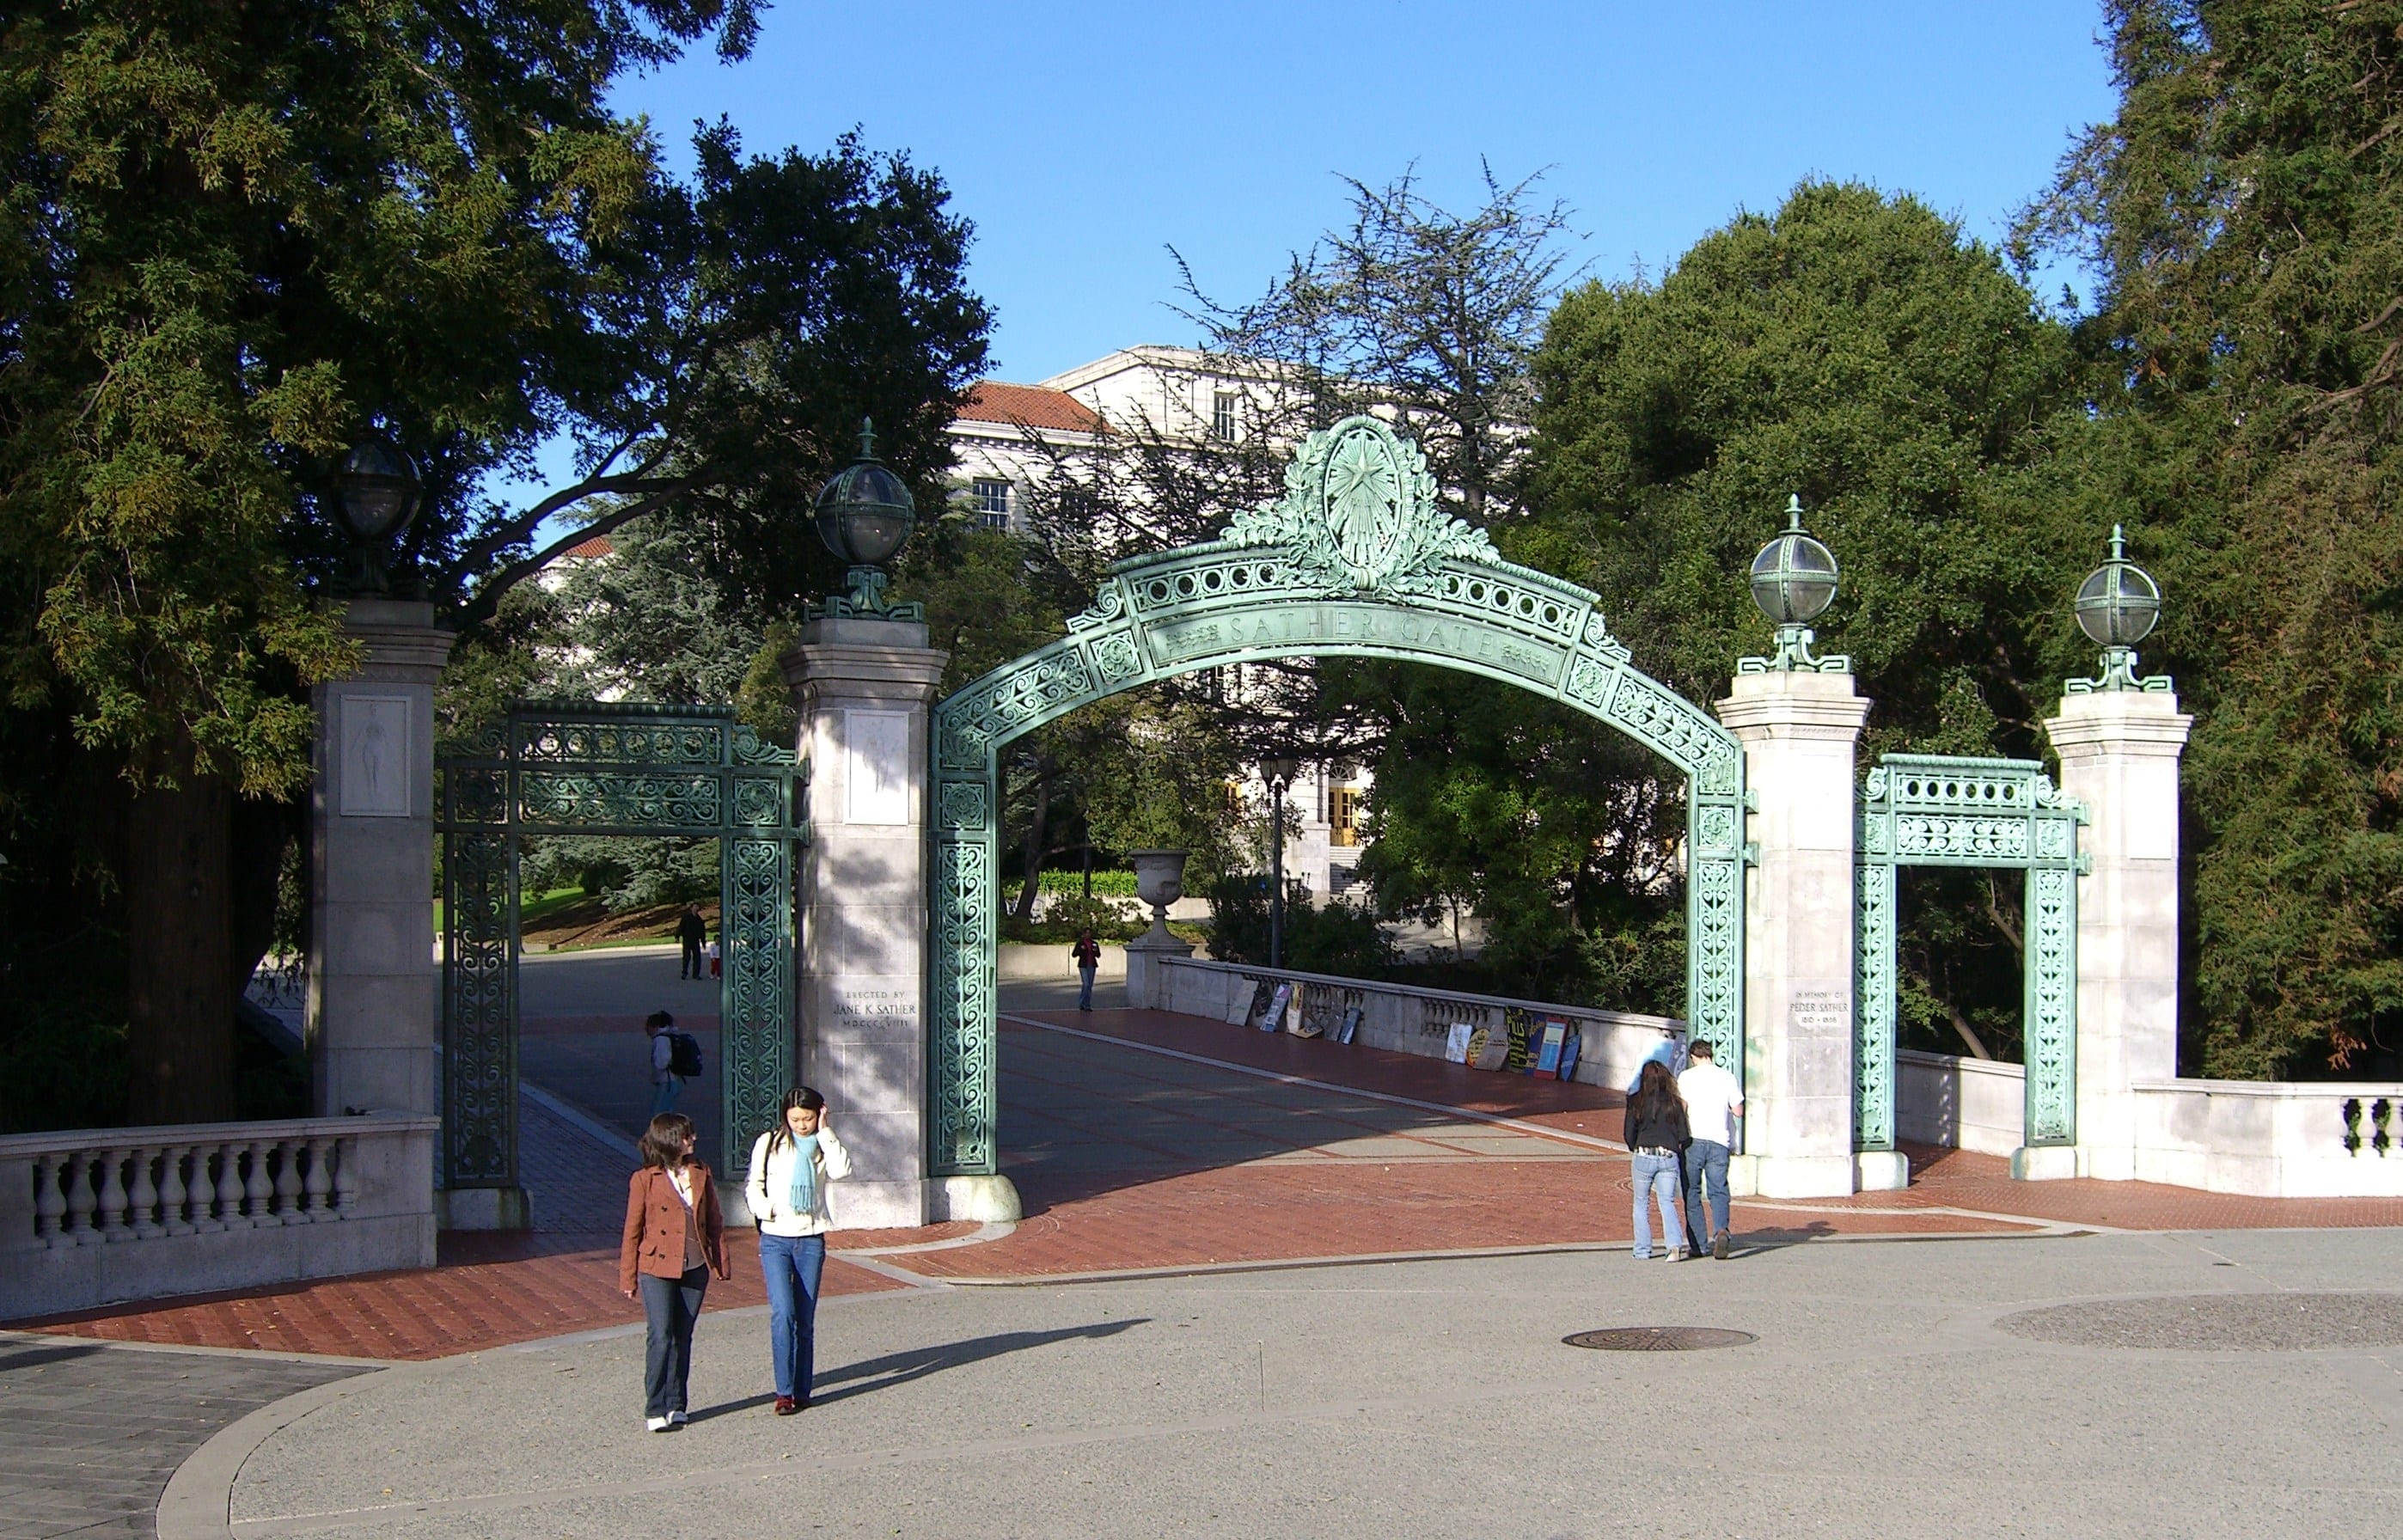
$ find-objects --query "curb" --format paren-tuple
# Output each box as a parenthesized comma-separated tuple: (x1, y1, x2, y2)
(156, 1370, 391, 1540)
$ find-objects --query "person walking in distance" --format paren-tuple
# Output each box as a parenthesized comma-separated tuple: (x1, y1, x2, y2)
(745, 1086, 853, 1415)
(1623, 1058, 1692, 1262)
(1072, 926, 1102, 1011)
(619, 1112, 730, 1430)
(1677, 1038, 1743, 1260)
(646, 1011, 682, 1118)
(677, 903, 706, 981)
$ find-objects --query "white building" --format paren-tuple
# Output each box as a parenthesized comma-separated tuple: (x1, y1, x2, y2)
(949, 348, 1369, 907)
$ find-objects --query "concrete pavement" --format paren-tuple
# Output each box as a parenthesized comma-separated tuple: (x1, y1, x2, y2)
(200, 1225, 2403, 1538)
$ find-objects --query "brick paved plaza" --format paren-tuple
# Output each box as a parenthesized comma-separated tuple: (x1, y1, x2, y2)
(11, 969, 2403, 1537)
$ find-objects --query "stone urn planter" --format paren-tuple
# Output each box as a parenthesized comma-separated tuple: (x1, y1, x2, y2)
(1126, 848, 1189, 944)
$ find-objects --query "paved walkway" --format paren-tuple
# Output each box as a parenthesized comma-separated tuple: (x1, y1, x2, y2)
(194, 1227, 2403, 1538)
(0, 1335, 361, 1540)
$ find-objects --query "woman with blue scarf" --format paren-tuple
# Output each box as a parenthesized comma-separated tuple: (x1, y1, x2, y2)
(745, 1085, 853, 1415)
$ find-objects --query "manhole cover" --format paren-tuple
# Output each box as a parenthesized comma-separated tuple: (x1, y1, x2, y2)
(1998, 1292, 2403, 1351)
(1564, 1326, 1758, 1352)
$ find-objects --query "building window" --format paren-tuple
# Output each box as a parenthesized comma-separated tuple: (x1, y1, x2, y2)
(1330, 786, 1363, 847)
(1212, 391, 1238, 442)
(971, 479, 1012, 530)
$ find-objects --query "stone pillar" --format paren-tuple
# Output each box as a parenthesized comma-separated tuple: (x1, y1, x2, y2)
(784, 618, 948, 1230)
(309, 600, 455, 1125)
(2043, 690, 2192, 1182)
(1716, 671, 1874, 1198)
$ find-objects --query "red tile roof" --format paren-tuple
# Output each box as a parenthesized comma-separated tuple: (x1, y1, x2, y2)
(955, 382, 1107, 435)
(559, 535, 614, 559)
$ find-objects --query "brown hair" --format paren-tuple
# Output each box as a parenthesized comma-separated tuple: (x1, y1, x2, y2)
(1687, 1039, 1713, 1060)
(639, 1112, 695, 1170)
(1630, 1058, 1685, 1124)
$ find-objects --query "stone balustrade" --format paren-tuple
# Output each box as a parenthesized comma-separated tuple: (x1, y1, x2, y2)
(1135, 954, 1683, 1096)
(0, 1113, 437, 1322)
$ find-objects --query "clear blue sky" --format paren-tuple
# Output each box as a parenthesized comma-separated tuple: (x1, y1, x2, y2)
(610, 1, 2119, 384)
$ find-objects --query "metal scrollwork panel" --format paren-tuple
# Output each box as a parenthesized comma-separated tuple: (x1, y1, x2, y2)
(1853, 861, 1898, 1152)
(517, 771, 723, 829)
(443, 830, 516, 1187)
(721, 838, 792, 1177)
(929, 833, 996, 1174)
(1855, 753, 2085, 1154)
(2023, 865, 2077, 1146)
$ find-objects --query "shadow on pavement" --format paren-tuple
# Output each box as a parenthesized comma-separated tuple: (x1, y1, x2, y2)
(805, 1318, 1152, 1407)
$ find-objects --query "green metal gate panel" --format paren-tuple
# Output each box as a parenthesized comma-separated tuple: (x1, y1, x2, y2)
(927, 418, 1750, 1177)
(1853, 755, 2086, 1153)
(437, 704, 806, 1187)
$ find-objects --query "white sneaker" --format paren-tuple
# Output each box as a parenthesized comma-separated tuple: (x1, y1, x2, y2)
(1667, 1246, 1687, 1262)
(645, 1416, 670, 1433)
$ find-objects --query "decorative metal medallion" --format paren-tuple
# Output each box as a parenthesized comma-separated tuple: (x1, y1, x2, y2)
(1564, 1326, 1760, 1352)
(928, 415, 1749, 1179)
(1853, 755, 2086, 1154)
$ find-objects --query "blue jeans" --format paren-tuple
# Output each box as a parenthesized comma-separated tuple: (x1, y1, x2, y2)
(650, 1078, 681, 1118)
(639, 1265, 708, 1418)
(760, 1231, 826, 1402)
(1684, 1140, 1731, 1246)
(1078, 965, 1097, 1010)
(1630, 1152, 1686, 1258)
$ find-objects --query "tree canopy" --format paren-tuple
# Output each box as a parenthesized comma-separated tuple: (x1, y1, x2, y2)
(0, 0, 989, 1125)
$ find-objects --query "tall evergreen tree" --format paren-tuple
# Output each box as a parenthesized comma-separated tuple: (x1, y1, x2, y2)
(2020, 0, 2403, 1077)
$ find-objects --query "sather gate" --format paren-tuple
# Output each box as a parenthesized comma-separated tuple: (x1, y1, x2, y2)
(923, 417, 1752, 1178)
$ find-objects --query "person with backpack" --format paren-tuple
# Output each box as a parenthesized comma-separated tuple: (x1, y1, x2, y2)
(1623, 1057, 1693, 1262)
(619, 1111, 730, 1430)
(744, 1085, 853, 1415)
(1072, 927, 1102, 1011)
(646, 1010, 700, 1117)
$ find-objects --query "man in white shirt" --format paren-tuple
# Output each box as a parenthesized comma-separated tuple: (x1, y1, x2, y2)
(1676, 1039, 1743, 1260)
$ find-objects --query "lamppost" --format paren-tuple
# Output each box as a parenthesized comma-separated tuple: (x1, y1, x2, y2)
(2066, 523, 2170, 694)
(1261, 755, 1299, 969)
(331, 436, 424, 594)
(810, 418, 922, 620)
(1740, 494, 1847, 673)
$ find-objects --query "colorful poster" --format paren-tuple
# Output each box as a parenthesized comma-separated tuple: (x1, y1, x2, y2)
(1258, 981, 1293, 1032)
(1337, 1006, 1363, 1045)
(1532, 1020, 1567, 1077)
(1557, 1024, 1583, 1083)
(1503, 1007, 1536, 1073)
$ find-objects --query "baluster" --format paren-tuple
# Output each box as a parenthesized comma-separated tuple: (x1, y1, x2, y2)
(64, 1152, 96, 1243)
(215, 1141, 248, 1229)
(127, 1146, 164, 1238)
(157, 1145, 194, 1236)
(303, 1135, 334, 1220)
(242, 1140, 274, 1220)
(94, 1148, 130, 1240)
(330, 1137, 358, 1216)
(270, 1139, 303, 1222)
(33, 1154, 66, 1245)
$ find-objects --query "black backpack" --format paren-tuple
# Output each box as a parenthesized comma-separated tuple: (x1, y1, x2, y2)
(667, 1031, 704, 1079)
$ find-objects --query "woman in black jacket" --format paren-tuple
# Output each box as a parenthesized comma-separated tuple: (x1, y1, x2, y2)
(1623, 1058, 1691, 1261)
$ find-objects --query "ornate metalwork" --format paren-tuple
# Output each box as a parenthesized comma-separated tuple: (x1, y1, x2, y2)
(929, 416, 1749, 1176)
(437, 702, 806, 1187)
(1854, 754, 2085, 1153)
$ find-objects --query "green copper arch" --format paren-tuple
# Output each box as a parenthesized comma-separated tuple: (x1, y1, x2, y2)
(926, 417, 1748, 1176)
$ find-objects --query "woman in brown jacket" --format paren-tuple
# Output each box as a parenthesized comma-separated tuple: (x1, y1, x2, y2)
(619, 1112, 730, 1430)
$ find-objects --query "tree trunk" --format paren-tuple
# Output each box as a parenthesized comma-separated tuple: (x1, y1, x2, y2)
(1012, 771, 1050, 923)
(125, 773, 237, 1124)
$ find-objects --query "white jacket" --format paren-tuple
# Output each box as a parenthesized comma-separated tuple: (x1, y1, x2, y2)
(745, 1126, 853, 1236)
